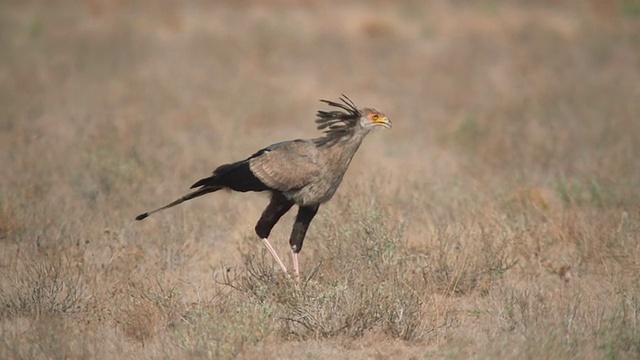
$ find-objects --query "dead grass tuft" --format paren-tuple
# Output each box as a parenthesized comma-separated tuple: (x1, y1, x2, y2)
(110, 276, 183, 345)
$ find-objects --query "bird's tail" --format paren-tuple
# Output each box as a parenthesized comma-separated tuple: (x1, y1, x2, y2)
(135, 185, 221, 221)
(136, 159, 269, 221)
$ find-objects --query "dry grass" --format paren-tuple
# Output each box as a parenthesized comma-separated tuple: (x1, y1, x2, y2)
(1, 0, 640, 358)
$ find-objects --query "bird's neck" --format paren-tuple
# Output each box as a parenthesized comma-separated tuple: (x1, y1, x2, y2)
(323, 128, 370, 167)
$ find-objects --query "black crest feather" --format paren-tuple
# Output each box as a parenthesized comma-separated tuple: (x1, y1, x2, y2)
(314, 95, 361, 147)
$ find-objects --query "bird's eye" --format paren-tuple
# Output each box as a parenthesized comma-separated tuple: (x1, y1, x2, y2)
(371, 114, 379, 121)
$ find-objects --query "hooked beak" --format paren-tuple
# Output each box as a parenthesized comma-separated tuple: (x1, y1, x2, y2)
(374, 116, 392, 129)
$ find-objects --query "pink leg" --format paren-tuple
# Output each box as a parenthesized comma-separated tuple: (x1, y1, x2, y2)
(291, 251, 300, 283)
(261, 238, 289, 276)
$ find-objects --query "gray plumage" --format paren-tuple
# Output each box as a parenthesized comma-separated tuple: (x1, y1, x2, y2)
(135, 95, 391, 280)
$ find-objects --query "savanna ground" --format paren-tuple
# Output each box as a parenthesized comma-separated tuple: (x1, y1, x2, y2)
(1, 0, 639, 358)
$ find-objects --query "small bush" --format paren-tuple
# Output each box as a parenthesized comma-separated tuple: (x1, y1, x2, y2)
(0, 256, 85, 318)
(218, 205, 428, 342)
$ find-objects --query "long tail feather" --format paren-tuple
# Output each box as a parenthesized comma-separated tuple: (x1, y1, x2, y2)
(135, 185, 221, 220)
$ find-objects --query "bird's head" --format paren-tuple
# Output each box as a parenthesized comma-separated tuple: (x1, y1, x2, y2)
(315, 95, 392, 142)
(359, 108, 392, 130)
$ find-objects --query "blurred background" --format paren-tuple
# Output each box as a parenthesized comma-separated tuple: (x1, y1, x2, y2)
(1, 0, 639, 358)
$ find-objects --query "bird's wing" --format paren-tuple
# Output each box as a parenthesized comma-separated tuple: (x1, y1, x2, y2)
(249, 139, 322, 192)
